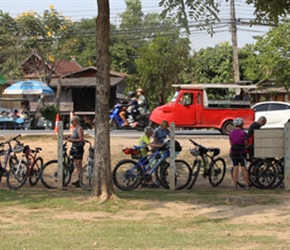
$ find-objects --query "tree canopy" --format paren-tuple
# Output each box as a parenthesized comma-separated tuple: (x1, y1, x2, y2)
(252, 22, 290, 98)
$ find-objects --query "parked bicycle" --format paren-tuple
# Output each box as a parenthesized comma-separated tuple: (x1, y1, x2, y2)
(22, 145, 43, 186)
(112, 142, 191, 191)
(0, 135, 20, 182)
(232, 157, 284, 189)
(40, 141, 75, 189)
(187, 139, 226, 189)
(79, 140, 94, 191)
(0, 135, 30, 190)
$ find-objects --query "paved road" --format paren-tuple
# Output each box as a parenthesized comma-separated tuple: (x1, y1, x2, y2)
(0, 128, 226, 138)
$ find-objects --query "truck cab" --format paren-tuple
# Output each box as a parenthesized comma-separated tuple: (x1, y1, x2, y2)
(150, 84, 256, 135)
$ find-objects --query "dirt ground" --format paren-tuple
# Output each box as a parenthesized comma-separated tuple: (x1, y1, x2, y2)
(1, 133, 290, 241)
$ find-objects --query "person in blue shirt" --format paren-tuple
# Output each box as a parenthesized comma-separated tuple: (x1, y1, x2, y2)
(152, 120, 170, 145)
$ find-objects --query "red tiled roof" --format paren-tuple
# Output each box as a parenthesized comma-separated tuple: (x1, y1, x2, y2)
(54, 59, 83, 76)
(62, 66, 130, 78)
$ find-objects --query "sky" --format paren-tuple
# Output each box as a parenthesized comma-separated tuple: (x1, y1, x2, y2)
(1, 0, 270, 51)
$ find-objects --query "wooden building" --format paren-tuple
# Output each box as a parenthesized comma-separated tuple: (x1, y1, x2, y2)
(2, 53, 129, 118)
(248, 79, 290, 103)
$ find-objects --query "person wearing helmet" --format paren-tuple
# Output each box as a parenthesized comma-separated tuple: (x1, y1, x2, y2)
(229, 117, 250, 190)
(119, 91, 139, 127)
(137, 88, 148, 115)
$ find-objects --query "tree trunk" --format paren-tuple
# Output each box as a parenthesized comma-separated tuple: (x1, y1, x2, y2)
(30, 96, 45, 129)
(92, 0, 115, 202)
(55, 77, 62, 110)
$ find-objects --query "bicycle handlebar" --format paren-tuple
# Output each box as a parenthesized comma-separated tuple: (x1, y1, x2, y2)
(189, 139, 199, 147)
(83, 139, 92, 147)
(0, 134, 22, 147)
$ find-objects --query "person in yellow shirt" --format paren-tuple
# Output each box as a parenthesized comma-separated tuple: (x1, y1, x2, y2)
(138, 126, 164, 188)
(138, 126, 154, 156)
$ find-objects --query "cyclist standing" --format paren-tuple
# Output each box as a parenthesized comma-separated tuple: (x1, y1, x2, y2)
(65, 116, 84, 188)
(229, 117, 250, 190)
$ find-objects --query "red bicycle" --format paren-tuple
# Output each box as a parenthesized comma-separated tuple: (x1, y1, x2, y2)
(23, 145, 43, 186)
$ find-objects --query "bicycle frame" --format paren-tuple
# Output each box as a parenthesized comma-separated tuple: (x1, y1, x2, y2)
(128, 149, 170, 177)
(188, 139, 226, 187)
(0, 135, 21, 175)
(23, 146, 42, 175)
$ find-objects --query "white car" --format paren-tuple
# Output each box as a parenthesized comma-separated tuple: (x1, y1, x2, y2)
(251, 101, 290, 128)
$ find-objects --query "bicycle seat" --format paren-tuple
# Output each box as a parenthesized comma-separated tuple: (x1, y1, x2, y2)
(208, 148, 220, 156)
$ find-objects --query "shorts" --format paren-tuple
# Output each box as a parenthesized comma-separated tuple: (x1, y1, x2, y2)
(71, 143, 84, 160)
(230, 152, 247, 167)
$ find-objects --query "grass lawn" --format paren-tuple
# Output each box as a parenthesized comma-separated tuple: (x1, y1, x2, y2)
(1, 188, 290, 249)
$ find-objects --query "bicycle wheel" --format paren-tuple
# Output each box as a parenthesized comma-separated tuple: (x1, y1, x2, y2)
(208, 157, 226, 187)
(155, 161, 169, 188)
(254, 158, 283, 189)
(40, 160, 71, 189)
(187, 159, 201, 189)
(79, 164, 93, 191)
(6, 161, 29, 190)
(29, 157, 43, 186)
(112, 159, 143, 191)
(161, 159, 192, 190)
(247, 159, 264, 188)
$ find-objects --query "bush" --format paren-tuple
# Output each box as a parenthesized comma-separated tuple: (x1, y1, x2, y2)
(41, 104, 59, 128)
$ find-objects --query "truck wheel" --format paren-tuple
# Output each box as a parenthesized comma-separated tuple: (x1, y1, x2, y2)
(221, 120, 233, 135)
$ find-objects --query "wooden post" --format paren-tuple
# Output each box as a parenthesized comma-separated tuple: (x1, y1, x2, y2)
(284, 123, 290, 190)
(169, 122, 175, 191)
(57, 121, 63, 190)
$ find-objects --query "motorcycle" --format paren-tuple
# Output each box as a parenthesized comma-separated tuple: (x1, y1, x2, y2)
(109, 104, 150, 131)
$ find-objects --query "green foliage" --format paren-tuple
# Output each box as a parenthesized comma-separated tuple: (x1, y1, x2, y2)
(133, 34, 191, 107)
(1, 6, 76, 82)
(253, 22, 290, 93)
(40, 104, 59, 125)
(159, 0, 220, 35)
(0, 11, 26, 76)
(246, 0, 290, 24)
(73, 18, 97, 67)
(191, 42, 234, 83)
(159, 0, 290, 34)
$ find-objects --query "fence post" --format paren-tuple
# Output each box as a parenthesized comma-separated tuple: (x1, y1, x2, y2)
(57, 121, 63, 190)
(169, 122, 175, 191)
(284, 123, 290, 191)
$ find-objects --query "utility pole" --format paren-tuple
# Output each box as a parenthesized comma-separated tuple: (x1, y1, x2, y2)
(230, 0, 240, 84)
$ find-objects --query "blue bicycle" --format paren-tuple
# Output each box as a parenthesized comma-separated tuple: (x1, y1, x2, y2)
(112, 143, 191, 191)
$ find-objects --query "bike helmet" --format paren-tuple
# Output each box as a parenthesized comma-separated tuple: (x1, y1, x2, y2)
(233, 117, 244, 127)
(127, 91, 136, 98)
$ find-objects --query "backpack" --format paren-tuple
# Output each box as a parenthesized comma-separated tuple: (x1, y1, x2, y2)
(163, 140, 182, 152)
(175, 140, 182, 152)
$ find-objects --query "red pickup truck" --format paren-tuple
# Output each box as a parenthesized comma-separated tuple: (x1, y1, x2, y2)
(149, 84, 256, 135)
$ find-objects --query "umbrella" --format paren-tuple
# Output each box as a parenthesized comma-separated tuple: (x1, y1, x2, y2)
(3, 80, 54, 96)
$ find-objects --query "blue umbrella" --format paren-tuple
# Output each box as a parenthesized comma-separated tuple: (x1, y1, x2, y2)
(4, 80, 54, 96)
